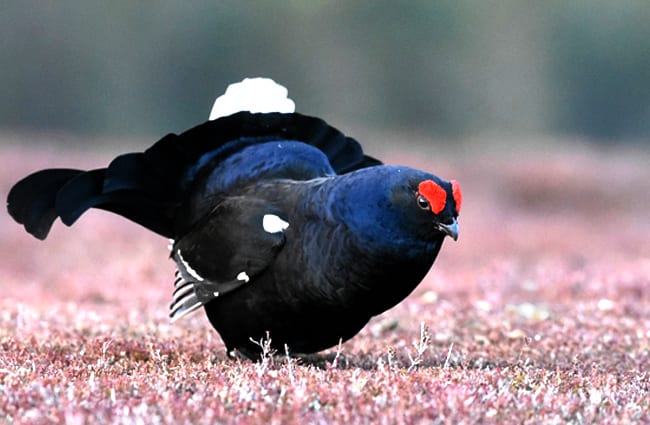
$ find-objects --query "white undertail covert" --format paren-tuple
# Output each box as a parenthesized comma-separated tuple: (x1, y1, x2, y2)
(209, 78, 296, 120)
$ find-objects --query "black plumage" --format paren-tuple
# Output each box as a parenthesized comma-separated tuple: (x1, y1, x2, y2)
(7, 110, 461, 360)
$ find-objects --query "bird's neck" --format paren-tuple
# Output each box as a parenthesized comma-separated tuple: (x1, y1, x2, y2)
(309, 175, 444, 313)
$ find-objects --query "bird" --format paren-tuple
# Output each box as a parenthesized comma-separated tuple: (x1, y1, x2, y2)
(7, 78, 462, 360)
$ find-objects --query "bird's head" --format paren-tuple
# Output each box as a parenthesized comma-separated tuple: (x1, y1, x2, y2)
(333, 166, 462, 252)
(409, 177, 461, 241)
(381, 169, 461, 246)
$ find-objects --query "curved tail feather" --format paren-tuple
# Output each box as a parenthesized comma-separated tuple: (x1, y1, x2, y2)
(7, 169, 84, 240)
(7, 166, 178, 240)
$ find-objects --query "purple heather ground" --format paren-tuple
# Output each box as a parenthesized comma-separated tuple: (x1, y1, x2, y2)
(0, 137, 648, 424)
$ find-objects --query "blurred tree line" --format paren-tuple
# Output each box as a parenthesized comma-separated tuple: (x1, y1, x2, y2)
(1, 1, 649, 144)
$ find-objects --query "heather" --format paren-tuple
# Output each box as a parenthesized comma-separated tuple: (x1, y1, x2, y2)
(1, 143, 648, 424)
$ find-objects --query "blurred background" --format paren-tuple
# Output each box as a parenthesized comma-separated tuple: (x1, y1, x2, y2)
(2, 0, 649, 147)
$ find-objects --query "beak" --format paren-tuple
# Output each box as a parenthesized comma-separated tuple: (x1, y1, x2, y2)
(436, 218, 459, 241)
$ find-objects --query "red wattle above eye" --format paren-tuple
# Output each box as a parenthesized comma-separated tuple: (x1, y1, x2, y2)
(418, 180, 447, 214)
(451, 180, 462, 212)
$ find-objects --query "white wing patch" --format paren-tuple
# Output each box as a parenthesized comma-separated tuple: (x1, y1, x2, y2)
(209, 78, 296, 120)
(177, 250, 204, 282)
(262, 214, 289, 234)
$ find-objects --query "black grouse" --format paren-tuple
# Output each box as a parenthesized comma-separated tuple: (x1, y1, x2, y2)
(7, 78, 462, 360)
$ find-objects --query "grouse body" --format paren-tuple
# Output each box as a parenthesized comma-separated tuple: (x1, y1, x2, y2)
(7, 79, 461, 359)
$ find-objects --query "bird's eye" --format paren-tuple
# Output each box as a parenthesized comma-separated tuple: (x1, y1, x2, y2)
(416, 194, 430, 210)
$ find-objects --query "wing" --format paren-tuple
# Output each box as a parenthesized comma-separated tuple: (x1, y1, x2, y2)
(169, 196, 288, 321)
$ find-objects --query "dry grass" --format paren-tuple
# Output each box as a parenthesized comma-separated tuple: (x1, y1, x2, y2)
(0, 141, 648, 424)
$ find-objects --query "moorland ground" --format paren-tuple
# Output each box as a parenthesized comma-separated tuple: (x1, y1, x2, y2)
(1, 140, 648, 424)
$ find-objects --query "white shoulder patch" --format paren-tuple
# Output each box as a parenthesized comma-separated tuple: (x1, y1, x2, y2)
(262, 214, 289, 234)
(209, 77, 296, 120)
